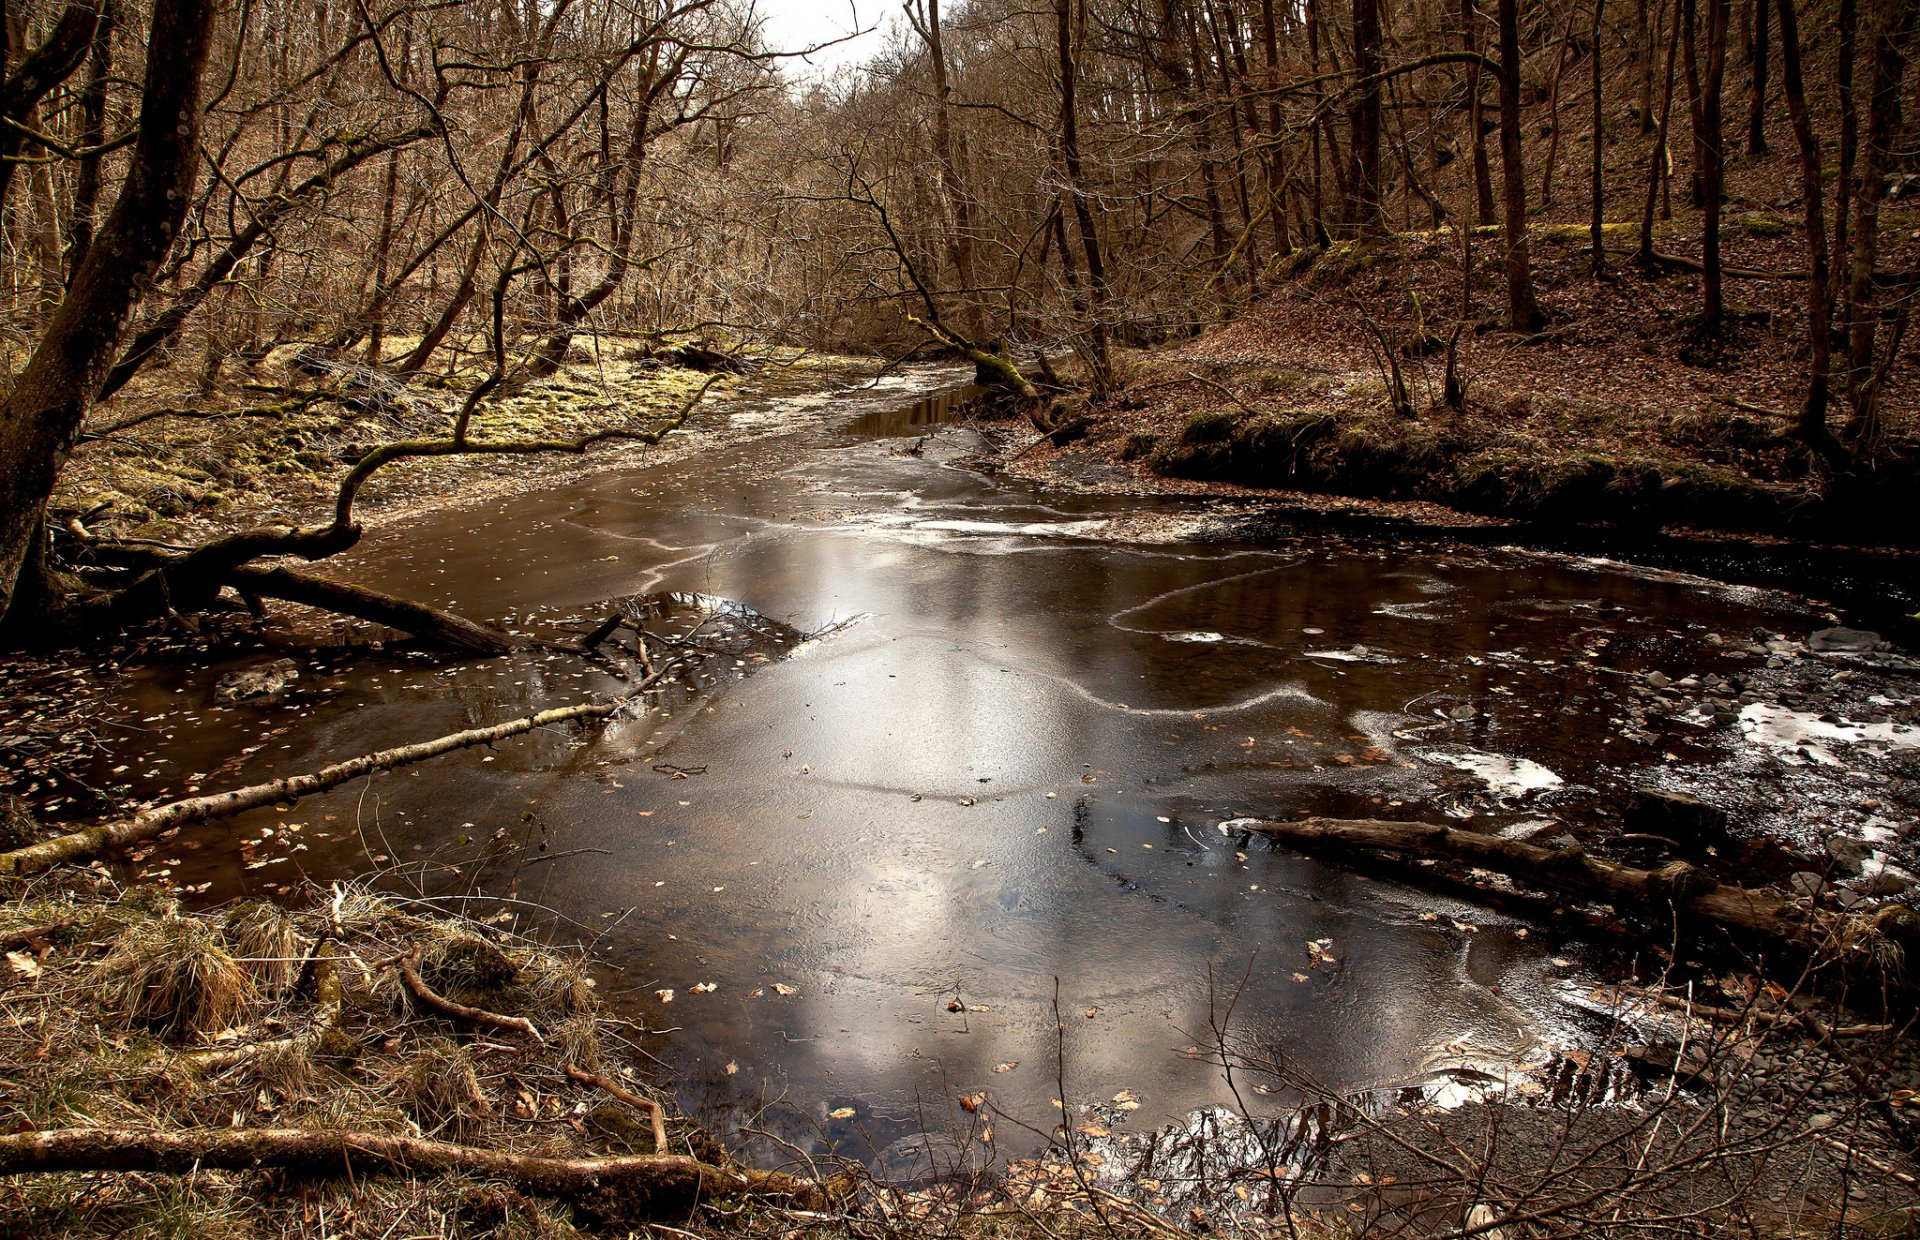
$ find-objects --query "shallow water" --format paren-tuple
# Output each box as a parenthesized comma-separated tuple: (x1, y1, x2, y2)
(56, 367, 1911, 1164)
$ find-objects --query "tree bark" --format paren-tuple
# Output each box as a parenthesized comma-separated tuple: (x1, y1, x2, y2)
(918, 0, 986, 341)
(1593, 0, 1609, 277)
(1497, 0, 1545, 329)
(64, 0, 115, 281)
(1640, 0, 1683, 262)
(1700, 0, 1731, 323)
(0, 0, 217, 627)
(1835, 0, 1860, 362)
(1055, 0, 1111, 391)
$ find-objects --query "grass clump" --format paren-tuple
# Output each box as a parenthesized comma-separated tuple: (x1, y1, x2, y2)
(97, 913, 258, 1040)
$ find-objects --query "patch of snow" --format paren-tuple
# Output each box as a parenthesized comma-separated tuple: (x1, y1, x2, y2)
(1426, 751, 1564, 799)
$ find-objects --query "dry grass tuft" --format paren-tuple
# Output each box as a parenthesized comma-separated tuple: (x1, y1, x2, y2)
(222, 899, 306, 998)
(97, 914, 258, 1040)
(391, 1036, 493, 1139)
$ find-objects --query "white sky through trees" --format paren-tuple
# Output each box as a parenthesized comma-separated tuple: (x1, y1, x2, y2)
(749, 0, 891, 75)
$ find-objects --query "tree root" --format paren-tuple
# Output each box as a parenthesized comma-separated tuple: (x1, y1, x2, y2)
(0, 1126, 828, 1214)
(0, 663, 678, 877)
(399, 944, 542, 1041)
(566, 1063, 670, 1153)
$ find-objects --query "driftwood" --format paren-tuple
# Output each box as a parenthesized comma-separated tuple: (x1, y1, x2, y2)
(0, 665, 677, 878)
(1236, 817, 1808, 941)
(0, 1126, 825, 1214)
(399, 944, 542, 1041)
(567, 1063, 670, 1153)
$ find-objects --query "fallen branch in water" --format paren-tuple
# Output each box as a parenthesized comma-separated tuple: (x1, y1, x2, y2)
(1234, 817, 1916, 981)
(399, 944, 542, 1041)
(0, 663, 680, 878)
(567, 1062, 670, 1153)
(0, 1126, 825, 1213)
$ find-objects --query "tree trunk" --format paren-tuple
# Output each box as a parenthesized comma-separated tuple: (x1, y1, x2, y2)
(1236, 817, 1861, 955)
(1465, 0, 1499, 224)
(1844, 0, 1920, 454)
(1056, 0, 1111, 391)
(1257, 0, 1294, 255)
(0, 664, 694, 877)
(1348, 0, 1386, 232)
(1640, 0, 1683, 262)
(1593, 0, 1610, 276)
(920, 0, 985, 341)
(1747, 0, 1770, 153)
(1498, 0, 1545, 329)
(1638, 0, 1659, 130)
(64, 0, 115, 281)
(1538, 15, 1581, 207)
(1685, 0, 1731, 324)
(1775, 0, 1836, 447)
(0, 0, 217, 627)
(1835, 0, 1860, 362)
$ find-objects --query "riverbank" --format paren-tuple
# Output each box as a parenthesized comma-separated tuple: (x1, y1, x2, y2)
(3, 871, 1915, 1237)
(996, 223, 1919, 550)
(54, 339, 899, 542)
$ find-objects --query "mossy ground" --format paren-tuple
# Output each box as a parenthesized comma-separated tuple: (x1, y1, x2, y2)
(57, 337, 870, 539)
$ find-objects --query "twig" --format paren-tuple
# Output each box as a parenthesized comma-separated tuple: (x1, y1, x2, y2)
(565, 1062, 670, 1153)
(518, 847, 614, 867)
(398, 944, 542, 1041)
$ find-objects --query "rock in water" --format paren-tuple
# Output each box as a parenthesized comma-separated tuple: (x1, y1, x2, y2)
(214, 658, 301, 704)
(1809, 627, 1883, 654)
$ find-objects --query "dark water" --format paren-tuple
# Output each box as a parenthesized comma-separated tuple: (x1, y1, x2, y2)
(66, 367, 1864, 1164)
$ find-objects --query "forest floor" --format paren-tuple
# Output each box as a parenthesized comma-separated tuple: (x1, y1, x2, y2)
(999, 210, 1920, 550)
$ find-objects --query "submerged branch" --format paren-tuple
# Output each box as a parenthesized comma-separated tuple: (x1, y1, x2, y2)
(0, 663, 680, 877)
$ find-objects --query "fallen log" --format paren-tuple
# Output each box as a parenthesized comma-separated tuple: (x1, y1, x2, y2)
(1234, 817, 1813, 943)
(0, 1126, 824, 1214)
(0, 665, 677, 878)
(226, 565, 516, 655)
